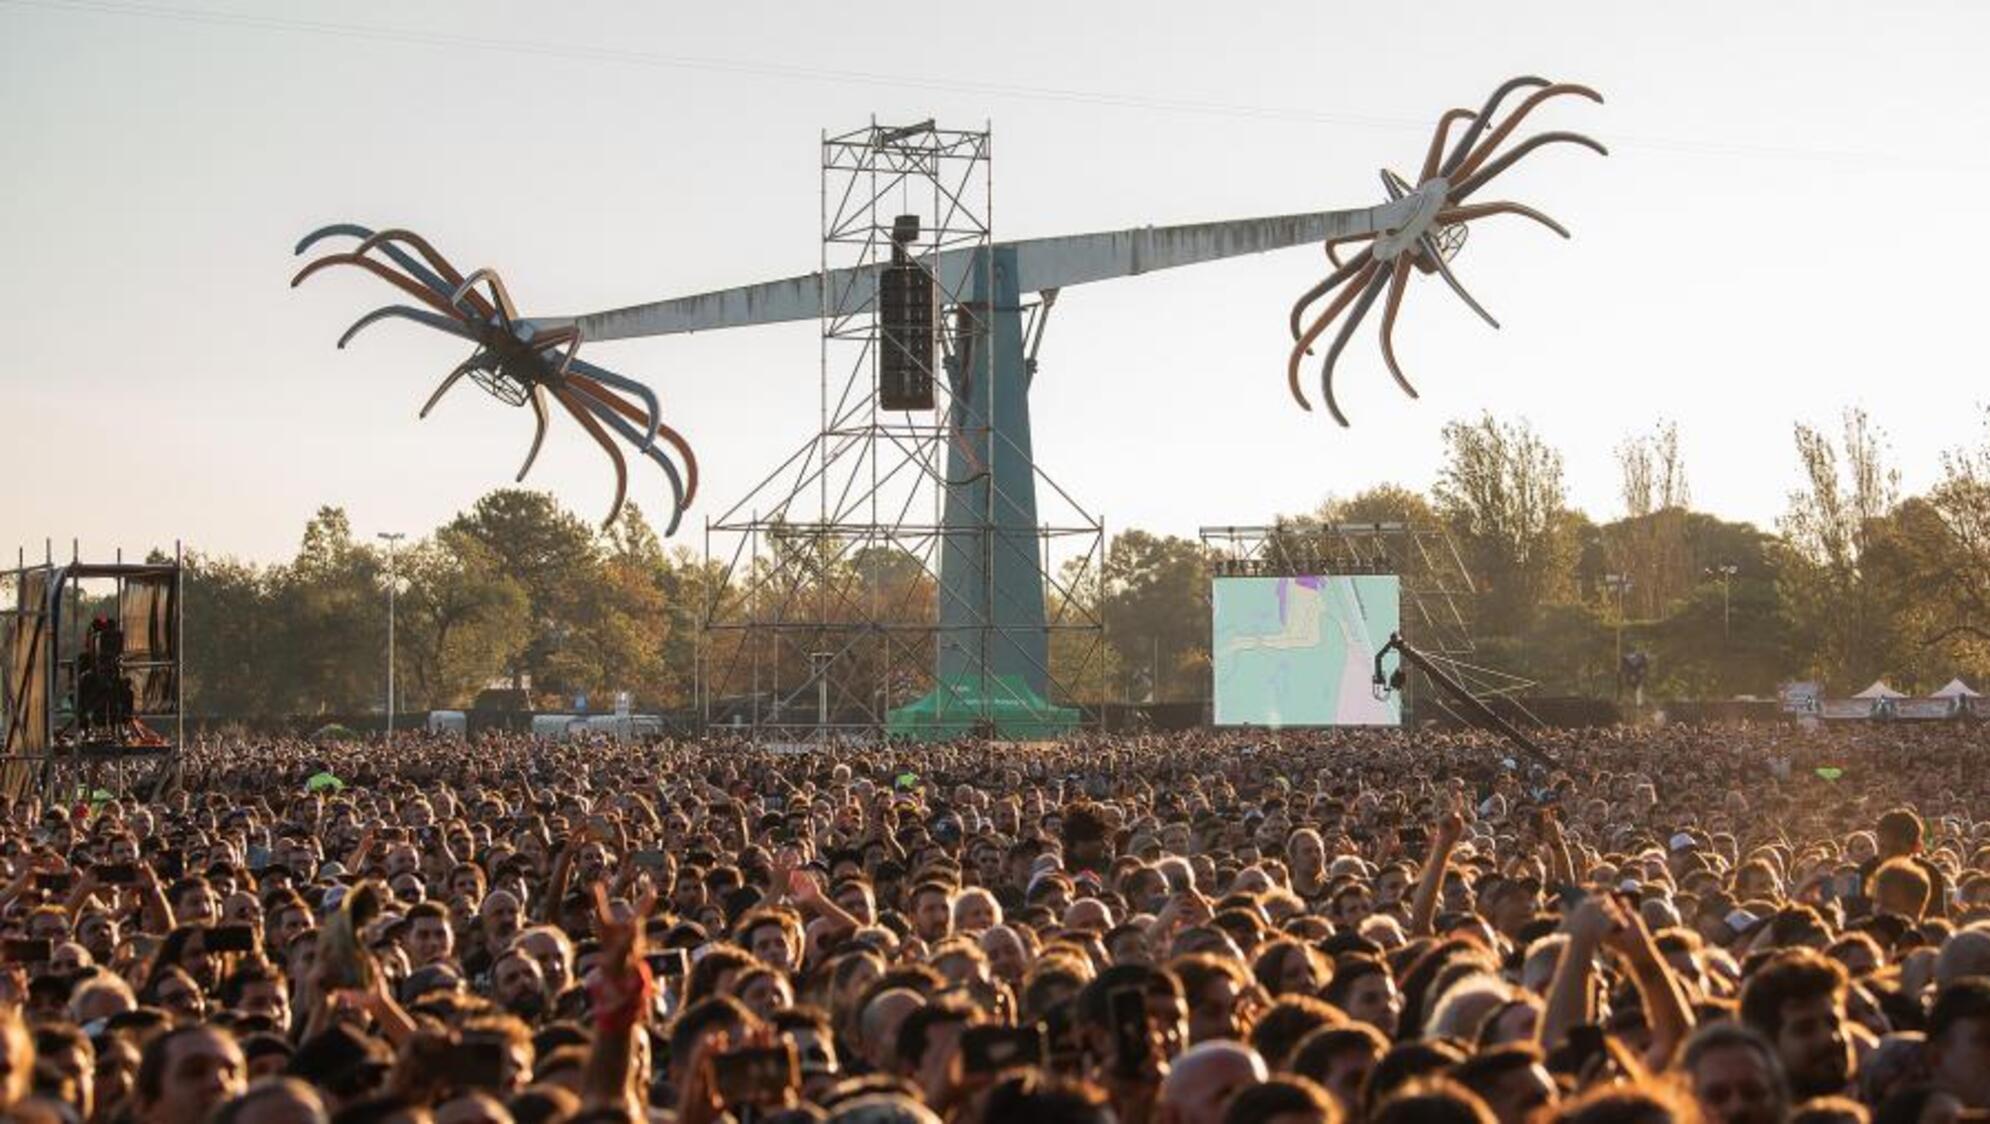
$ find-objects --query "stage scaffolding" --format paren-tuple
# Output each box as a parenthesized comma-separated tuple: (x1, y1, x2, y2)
(1, 543, 184, 802)
(698, 122, 1105, 742)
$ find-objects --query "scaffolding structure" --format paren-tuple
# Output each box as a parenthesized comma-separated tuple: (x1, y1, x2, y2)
(1199, 521, 1535, 723)
(1, 543, 184, 801)
(700, 122, 1105, 742)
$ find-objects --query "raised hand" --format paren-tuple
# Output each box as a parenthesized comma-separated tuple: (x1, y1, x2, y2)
(1436, 802, 1466, 847)
(594, 882, 657, 980)
(1565, 894, 1625, 946)
(788, 868, 823, 905)
(1600, 897, 1654, 959)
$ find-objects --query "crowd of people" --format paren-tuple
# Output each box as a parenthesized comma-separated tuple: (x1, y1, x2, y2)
(0, 720, 1986, 1124)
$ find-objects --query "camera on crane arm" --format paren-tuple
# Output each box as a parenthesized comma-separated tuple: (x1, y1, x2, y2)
(1372, 633, 1408, 701)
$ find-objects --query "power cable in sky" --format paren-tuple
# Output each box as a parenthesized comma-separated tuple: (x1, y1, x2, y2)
(7, 0, 1987, 174)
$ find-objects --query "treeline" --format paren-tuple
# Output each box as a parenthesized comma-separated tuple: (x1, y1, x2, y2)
(180, 409, 1990, 715)
(1097, 409, 1990, 703)
(185, 493, 703, 717)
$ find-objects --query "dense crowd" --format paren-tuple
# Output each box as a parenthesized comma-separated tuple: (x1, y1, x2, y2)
(0, 721, 1987, 1124)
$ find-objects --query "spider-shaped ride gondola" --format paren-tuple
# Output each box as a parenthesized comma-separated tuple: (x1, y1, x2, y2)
(292, 225, 697, 532)
(1288, 76, 1607, 425)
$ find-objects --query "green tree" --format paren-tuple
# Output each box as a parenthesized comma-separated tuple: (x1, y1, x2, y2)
(1047, 548, 1114, 707)
(1316, 483, 1440, 527)
(180, 553, 279, 718)
(1432, 414, 1578, 637)
(564, 504, 676, 708)
(1102, 531, 1210, 701)
(1909, 410, 1990, 682)
(449, 490, 600, 701)
(1777, 408, 1901, 687)
(1482, 601, 1612, 697)
(1577, 508, 1786, 698)
(393, 528, 531, 708)
(264, 507, 384, 714)
(1608, 420, 1694, 620)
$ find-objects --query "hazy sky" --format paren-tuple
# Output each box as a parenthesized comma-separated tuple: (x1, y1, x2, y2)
(4, 0, 1987, 566)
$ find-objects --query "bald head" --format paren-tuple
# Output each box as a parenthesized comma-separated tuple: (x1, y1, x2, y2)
(1063, 898, 1113, 934)
(1160, 1040, 1268, 1124)
(859, 988, 926, 1071)
(979, 925, 1031, 984)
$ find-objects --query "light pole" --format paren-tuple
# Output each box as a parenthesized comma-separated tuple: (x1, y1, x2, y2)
(377, 531, 404, 740)
(1603, 573, 1632, 694)
(1705, 563, 1738, 642)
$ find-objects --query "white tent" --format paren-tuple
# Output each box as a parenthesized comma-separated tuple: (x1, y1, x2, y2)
(1852, 680, 1908, 699)
(1930, 678, 1982, 699)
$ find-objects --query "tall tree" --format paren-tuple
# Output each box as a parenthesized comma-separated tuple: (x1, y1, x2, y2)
(1918, 408, 1990, 679)
(1609, 421, 1694, 619)
(393, 529, 531, 709)
(1316, 484, 1440, 527)
(1432, 414, 1577, 636)
(1047, 549, 1114, 707)
(566, 504, 676, 708)
(1777, 408, 1902, 686)
(180, 553, 279, 718)
(449, 490, 599, 700)
(264, 507, 384, 714)
(1101, 531, 1211, 701)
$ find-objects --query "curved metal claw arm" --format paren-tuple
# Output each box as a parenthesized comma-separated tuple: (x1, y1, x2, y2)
(1287, 259, 1379, 409)
(1440, 76, 1551, 179)
(295, 224, 454, 296)
(565, 382, 688, 536)
(569, 372, 700, 503)
(566, 355, 666, 459)
(549, 386, 630, 528)
(352, 229, 494, 321)
(1453, 132, 1609, 202)
(1319, 265, 1392, 427)
(293, 252, 462, 319)
(1448, 84, 1605, 184)
(1324, 232, 1375, 269)
(1377, 255, 1420, 400)
(338, 305, 478, 349)
(1421, 234, 1499, 329)
(419, 350, 494, 418)
(1289, 246, 1375, 341)
(525, 325, 585, 380)
(1420, 108, 1477, 183)
(1434, 200, 1571, 239)
(453, 268, 520, 326)
(515, 385, 551, 483)
(296, 223, 375, 257)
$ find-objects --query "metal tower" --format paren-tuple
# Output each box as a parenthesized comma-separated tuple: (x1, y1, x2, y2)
(691, 123, 1103, 740)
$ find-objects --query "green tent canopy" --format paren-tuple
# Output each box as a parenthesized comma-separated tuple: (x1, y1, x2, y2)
(887, 673, 1079, 740)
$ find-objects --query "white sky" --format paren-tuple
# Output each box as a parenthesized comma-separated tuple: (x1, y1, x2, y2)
(3, 0, 1987, 565)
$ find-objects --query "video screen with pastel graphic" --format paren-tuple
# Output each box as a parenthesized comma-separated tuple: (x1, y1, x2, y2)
(1211, 575, 1401, 727)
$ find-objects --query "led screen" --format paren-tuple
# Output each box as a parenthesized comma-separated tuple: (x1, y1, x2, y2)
(1211, 575, 1401, 727)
